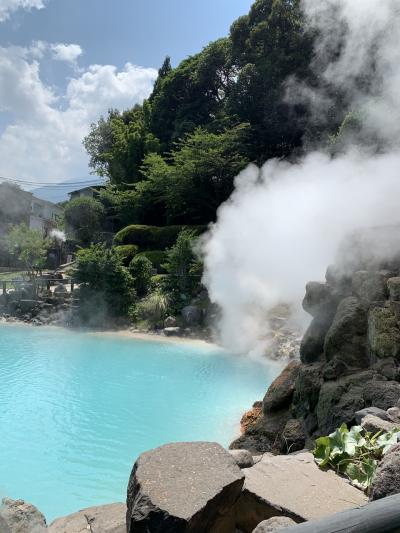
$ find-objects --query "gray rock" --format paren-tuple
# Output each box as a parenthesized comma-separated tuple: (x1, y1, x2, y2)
(324, 296, 369, 369)
(164, 316, 177, 328)
(292, 364, 323, 419)
(363, 380, 400, 410)
(387, 407, 400, 422)
(235, 452, 367, 533)
(355, 407, 392, 425)
(0, 498, 47, 533)
(368, 307, 400, 359)
(300, 317, 331, 364)
(53, 284, 67, 294)
(49, 503, 126, 533)
(388, 277, 400, 302)
(280, 419, 306, 454)
(252, 517, 297, 532)
(361, 414, 398, 434)
(352, 271, 387, 305)
(263, 361, 301, 414)
(126, 442, 244, 533)
(181, 305, 202, 326)
(370, 444, 400, 501)
(302, 282, 336, 319)
(229, 449, 254, 469)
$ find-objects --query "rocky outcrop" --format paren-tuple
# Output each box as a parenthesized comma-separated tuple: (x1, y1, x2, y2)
(0, 498, 47, 533)
(235, 452, 367, 533)
(126, 442, 244, 533)
(233, 226, 400, 453)
(48, 503, 126, 533)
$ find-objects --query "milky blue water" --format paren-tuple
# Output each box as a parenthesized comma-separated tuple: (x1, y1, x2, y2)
(0, 324, 279, 522)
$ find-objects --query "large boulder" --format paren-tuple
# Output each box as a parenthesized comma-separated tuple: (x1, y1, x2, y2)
(368, 307, 400, 359)
(363, 379, 400, 410)
(181, 305, 202, 326)
(324, 297, 369, 369)
(292, 363, 323, 420)
(300, 317, 331, 364)
(235, 452, 367, 533)
(352, 271, 387, 305)
(0, 498, 47, 533)
(388, 277, 400, 302)
(49, 503, 126, 533)
(263, 361, 301, 414)
(126, 442, 244, 533)
(280, 419, 306, 454)
(360, 414, 399, 434)
(370, 444, 400, 501)
(302, 282, 336, 319)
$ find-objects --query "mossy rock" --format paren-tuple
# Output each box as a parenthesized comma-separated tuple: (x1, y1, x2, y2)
(368, 307, 400, 359)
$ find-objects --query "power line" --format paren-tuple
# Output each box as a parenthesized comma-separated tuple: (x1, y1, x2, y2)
(0, 175, 107, 188)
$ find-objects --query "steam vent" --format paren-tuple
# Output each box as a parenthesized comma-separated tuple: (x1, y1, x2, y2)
(231, 225, 400, 454)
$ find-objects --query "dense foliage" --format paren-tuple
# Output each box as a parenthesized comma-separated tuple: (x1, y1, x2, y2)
(64, 197, 106, 244)
(6, 224, 50, 278)
(74, 244, 134, 320)
(314, 423, 400, 492)
(84, 0, 316, 228)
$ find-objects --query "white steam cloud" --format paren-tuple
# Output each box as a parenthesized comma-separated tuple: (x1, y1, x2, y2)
(202, 0, 400, 355)
(49, 229, 66, 243)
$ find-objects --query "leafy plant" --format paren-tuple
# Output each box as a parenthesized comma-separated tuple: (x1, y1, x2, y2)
(131, 290, 170, 327)
(313, 424, 400, 492)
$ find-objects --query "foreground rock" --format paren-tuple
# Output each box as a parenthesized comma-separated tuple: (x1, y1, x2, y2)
(48, 503, 126, 533)
(370, 444, 400, 501)
(235, 452, 367, 533)
(252, 517, 297, 532)
(127, 442, 244, 533)
(0, 498, 47, 533)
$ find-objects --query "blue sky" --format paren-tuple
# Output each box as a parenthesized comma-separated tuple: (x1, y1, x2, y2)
(0, 0, 253, 188)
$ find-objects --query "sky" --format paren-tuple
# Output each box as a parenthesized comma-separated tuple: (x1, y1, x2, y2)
(0, 0, 254, 192)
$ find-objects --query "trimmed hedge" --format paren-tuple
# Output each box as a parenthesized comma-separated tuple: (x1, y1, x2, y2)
(114, 224, 207, 250)
(114, 244, 139, 265)
(137, 250, 167, 272)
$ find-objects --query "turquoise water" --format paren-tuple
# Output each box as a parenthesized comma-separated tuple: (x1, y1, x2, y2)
(0, 324, 279, 522)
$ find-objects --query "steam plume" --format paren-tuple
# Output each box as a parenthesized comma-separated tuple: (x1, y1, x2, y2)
(202, 0, 400, 355)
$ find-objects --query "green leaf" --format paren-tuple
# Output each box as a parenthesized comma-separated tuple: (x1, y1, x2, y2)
(313, 437, 331, 467)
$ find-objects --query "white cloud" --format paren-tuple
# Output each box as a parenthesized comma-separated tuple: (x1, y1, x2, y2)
(0, 44, 157, 182)
(51, 43, 83, 65)
(0, 0, 46, 22)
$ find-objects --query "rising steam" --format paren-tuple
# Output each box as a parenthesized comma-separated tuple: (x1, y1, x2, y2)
(202, 0, 400, 355)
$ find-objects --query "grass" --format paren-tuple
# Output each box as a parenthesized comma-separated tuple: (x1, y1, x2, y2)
(0, 271, 26, 282)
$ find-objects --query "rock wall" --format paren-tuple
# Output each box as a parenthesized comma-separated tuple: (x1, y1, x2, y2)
(232, 227, 400, 453)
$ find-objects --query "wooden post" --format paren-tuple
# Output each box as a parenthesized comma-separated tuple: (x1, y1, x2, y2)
(71, 281, 74, 293)
(2, 282, 6, 295)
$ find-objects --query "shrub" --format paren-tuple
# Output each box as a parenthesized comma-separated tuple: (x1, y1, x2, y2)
(163, 229, 202, 293)
(114, 224, 207, 250)
(313, 423, 400, 493)
(74, 243, 135, 320)
(114, 244, 139, 265)
(129, 255, 153, 297)
(136, 250, 167, 272)
(132, 290, 170, 327)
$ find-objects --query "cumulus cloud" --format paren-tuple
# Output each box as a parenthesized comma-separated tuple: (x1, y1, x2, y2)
(0, 0, 46, 22)
(0, 44, 157, 181)
(51, 43, 83, 65)
(202, 0, 400, 355)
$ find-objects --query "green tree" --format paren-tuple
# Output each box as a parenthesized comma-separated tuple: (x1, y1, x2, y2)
(163, 229, 199, 293)
(129, 255, 153, 297)
(74, 244, 134, 319)
(64, 197, 105, 244)
(6, 224, 50, 278)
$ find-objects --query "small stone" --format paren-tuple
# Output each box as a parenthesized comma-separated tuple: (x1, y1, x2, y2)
(163, 326, 182, 337)
(164, 316, 177, 328)
(229, 449, 254, 469)
(280, 419, 306, 454)
(387, 407, 400, 422)
(361, 414, 398, 434)
(252, 516, 297, 532)
(354, 407, 392, 425)
(0, 498, 47, 533)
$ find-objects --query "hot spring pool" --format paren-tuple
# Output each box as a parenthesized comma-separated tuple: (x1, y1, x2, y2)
(0, 324, 280, 521)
